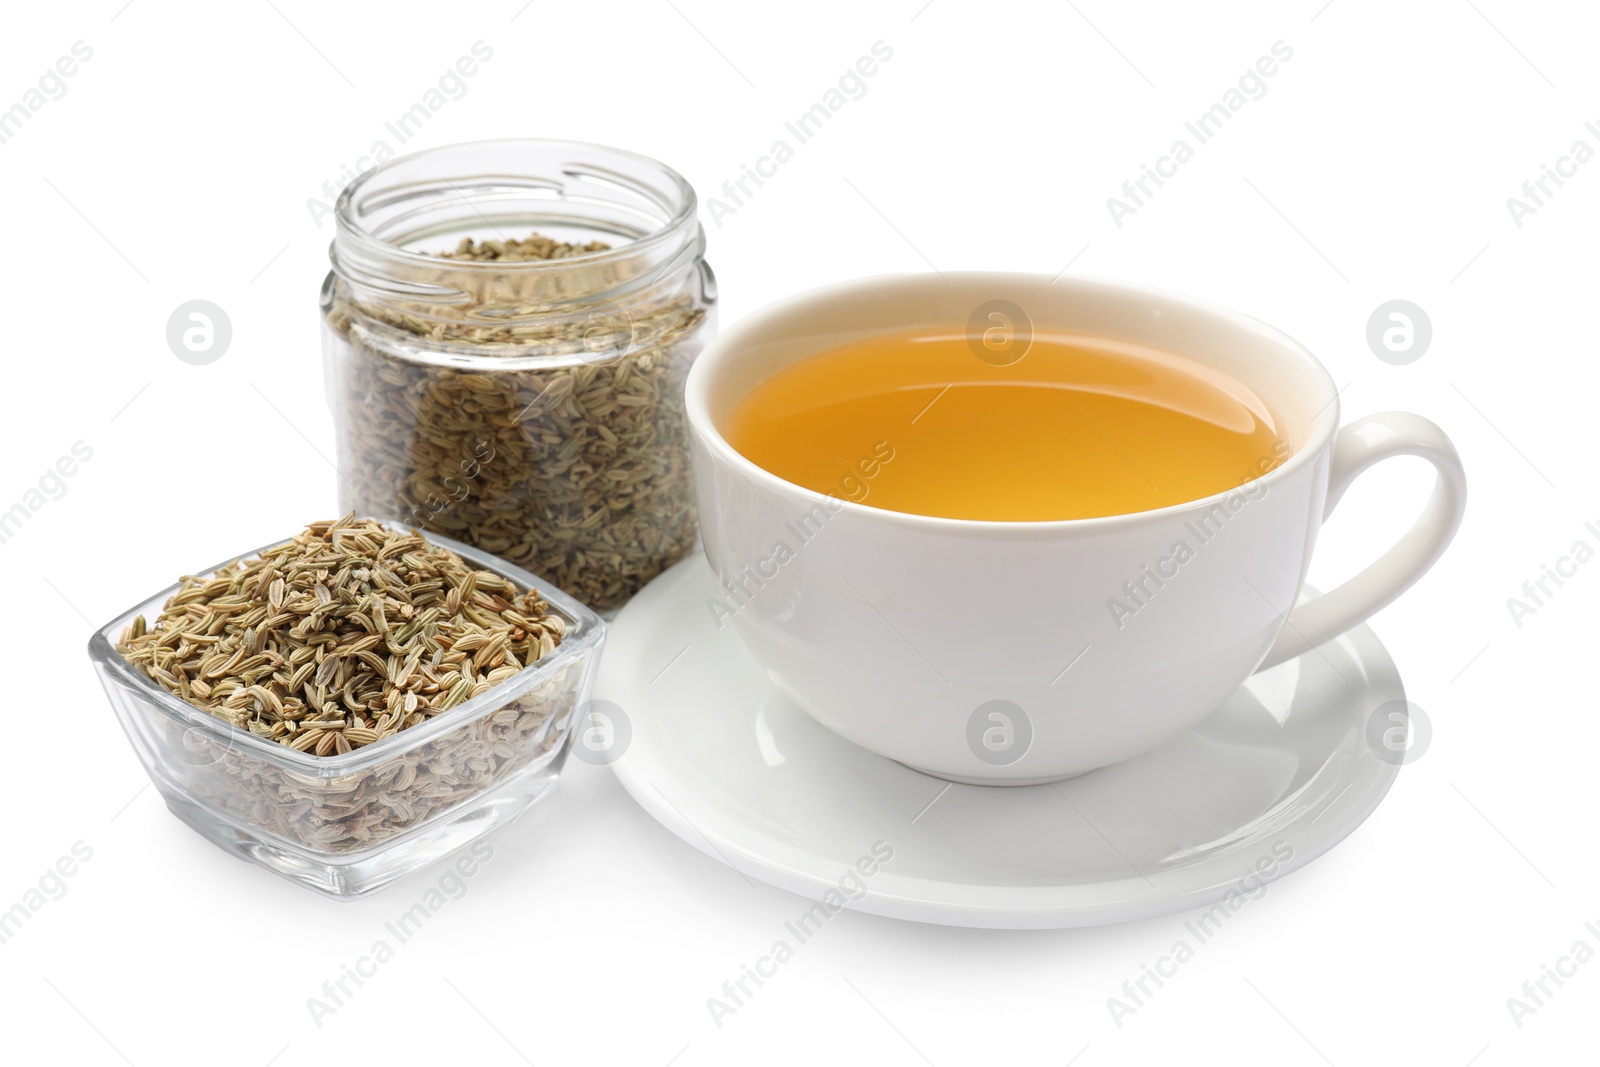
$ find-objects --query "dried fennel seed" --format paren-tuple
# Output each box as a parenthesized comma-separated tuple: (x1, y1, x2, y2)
(440, 234, 611, 261)
(116, 516, 566, 756)
(326, 230, 707, 612)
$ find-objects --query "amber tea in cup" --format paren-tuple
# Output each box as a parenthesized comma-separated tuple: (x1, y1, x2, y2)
(724, 330, 1288, 521)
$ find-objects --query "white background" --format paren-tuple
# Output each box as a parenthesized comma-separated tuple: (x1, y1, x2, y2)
(1, 1, 1594, 1064)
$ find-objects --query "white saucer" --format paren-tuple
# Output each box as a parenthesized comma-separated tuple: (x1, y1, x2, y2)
(595, 555, 1408, 929)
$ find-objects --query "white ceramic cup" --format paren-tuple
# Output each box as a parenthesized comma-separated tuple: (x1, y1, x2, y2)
(686, 273, 1466, 784)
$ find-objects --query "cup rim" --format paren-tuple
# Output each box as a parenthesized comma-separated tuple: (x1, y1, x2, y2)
(686, 271, 1341, 535)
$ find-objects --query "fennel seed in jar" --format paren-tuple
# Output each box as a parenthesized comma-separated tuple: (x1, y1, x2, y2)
(325, 230, 709, 613)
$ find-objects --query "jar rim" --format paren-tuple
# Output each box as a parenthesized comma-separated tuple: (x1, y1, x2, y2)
(330, 137, 705, 323)
(335, 137, 699, 269)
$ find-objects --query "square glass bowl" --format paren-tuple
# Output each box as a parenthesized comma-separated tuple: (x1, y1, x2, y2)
(87, 527, 605, 899)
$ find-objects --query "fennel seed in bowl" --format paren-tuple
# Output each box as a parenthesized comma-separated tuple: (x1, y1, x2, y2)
(115, 515, 565, 756)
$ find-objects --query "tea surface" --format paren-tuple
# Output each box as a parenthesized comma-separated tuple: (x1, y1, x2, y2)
(724, 331, 1287, 521)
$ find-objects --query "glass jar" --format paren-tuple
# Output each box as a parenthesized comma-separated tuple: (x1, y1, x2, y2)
(322, 139, 715, 613)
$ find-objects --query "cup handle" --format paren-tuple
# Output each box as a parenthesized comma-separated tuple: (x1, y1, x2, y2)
(1257, 412, 1468, 671)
